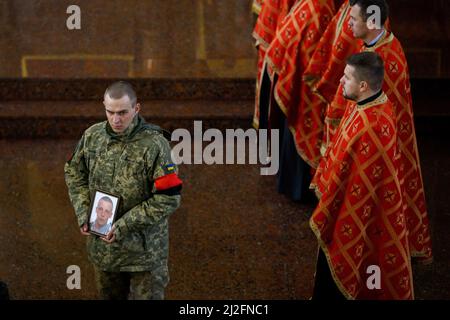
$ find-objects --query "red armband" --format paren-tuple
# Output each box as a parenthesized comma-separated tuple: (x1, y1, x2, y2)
(154, 173, 183, 191)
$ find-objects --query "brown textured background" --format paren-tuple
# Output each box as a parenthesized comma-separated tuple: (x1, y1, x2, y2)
(0, 0, 449, 79)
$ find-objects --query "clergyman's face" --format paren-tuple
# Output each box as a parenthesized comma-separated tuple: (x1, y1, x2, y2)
(95, 200, 113, 226)
(349, 4, 369, 39)
(340, 65, 361, 101)
(103, 94, 140, 133)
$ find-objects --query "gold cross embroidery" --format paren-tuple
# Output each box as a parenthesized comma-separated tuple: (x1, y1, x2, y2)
(360, 142, 370, 155)
(341, 224, 353, 237)
(363, 205, 372, 219)
(285, 28, 292, 38)
(408, 179, 418, 191)
(399, 276, 409, 289)
(350, 184, 361, 197)
(305, 117, 312, 128)
(300, 10, 307, 20)
(372, 166, 383, 178)
(384, 190, 396, 202)
(389, 61, 399, 73)
(385, 252, 397, 265)
(381, 125, 390, 137)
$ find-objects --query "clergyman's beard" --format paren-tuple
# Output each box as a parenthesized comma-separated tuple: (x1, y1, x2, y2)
(343, 88, 357, 102)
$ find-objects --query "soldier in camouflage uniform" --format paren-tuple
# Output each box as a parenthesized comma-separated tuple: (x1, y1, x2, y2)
(64, 81, 182, 300)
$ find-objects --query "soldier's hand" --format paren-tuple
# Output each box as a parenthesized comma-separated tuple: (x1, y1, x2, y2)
(80, 224, 90, 236)
(101, 227, 116, 244)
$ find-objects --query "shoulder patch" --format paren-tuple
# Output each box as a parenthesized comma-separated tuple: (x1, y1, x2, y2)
(163, 163, 176, 175)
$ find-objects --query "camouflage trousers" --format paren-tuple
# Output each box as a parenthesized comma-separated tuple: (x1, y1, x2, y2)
(94, 265, 169, 300)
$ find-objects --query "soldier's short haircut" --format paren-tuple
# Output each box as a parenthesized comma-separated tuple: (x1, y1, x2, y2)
(98, 196, 113, 209)
(350, 0, 389, 26)
(104, 81, 137, 107)
(346, 52, 385, 92)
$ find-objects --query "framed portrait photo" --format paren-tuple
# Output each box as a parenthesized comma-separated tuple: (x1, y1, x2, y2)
(87, 190, 120, 237)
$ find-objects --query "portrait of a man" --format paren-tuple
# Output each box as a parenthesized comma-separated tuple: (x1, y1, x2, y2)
(88, 192, 118, 236)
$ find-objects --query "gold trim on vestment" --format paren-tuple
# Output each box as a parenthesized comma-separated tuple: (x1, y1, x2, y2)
(310, 218, 354, 300)
(357, 92, 388, 110)
(334, 3, 351, 44)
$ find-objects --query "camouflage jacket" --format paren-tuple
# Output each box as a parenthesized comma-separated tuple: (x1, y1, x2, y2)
(64, 114, 181, 272)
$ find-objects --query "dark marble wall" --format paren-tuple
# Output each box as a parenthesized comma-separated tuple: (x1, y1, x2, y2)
(0, 0, 449, 79)
(389, 0, 450, 78)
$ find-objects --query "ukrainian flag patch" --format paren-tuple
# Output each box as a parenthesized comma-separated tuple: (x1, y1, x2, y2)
(164, 163, 176, 174)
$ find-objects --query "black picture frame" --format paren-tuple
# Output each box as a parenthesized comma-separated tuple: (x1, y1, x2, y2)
(87, 189, 120, 237)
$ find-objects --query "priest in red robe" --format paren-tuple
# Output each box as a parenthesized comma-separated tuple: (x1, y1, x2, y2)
(314, 0, 432, 268)
(303, 0, 392, 154)
(263, 0, 335, 201)
(252, 0, 297, 130)
(311, 52, 426, 299)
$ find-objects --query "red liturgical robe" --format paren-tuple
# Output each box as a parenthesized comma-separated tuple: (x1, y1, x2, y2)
(264, 0, 336, 167)
(253, 0, 298, 128)
(311, 93, 421, 299)
(303, 1, 360, 106)
(322, 33, 433, 268)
